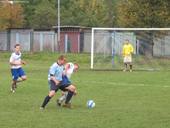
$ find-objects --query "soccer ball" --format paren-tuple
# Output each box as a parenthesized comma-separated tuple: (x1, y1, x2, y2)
(87, 100, 95, 108)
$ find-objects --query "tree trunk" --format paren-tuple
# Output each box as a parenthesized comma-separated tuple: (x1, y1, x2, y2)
(108, 0, 112, 27)
(145, 40, 153, 59)
(139, 33, 154, 58)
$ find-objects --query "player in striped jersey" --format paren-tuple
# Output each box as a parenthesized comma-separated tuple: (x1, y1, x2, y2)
(123, 39, 133, 71)
(57, 62, 79, 107)
(9, 44, 27, 93)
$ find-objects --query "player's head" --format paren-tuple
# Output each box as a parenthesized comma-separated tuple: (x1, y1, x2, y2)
(58, 55, 66, 65)
(125, 39, 129, 45)
(14, 44, 20, 53)
(73, 62, 79, 72)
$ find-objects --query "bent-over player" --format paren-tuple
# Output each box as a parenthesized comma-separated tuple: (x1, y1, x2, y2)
(57, 62, 79, 106)
(40, 55, 76, 109)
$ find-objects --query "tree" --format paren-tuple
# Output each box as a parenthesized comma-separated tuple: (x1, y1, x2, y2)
(66, 0, 108, 27)
(29, 0, 58, 28)
(119, 0, 170, 58)
(0, 1, 25, 31)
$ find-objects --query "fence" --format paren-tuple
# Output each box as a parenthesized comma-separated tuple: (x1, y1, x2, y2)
(0, 30, 91, 53)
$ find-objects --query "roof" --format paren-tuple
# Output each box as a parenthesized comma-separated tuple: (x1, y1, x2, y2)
(52, 25, 91, 29)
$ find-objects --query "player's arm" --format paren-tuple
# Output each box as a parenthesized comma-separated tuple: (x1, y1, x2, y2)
(49, 66, 60, 85)
(9, 55, 22, 65)
(62, 63, 70, 77)
(9, 62, 22, 65)
(21, 60, 26, 65)
(50, 75, 60, 86)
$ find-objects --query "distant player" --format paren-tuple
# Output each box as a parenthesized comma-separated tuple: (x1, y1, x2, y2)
(123, 39, 133, 71)
(57, 62, 79, 107)
(9, 44, 27, 93)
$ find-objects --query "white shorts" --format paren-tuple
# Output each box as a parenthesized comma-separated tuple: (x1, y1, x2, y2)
(124, 57, 132, 63)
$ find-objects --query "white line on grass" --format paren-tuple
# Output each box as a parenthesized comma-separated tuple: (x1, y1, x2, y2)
(73, 80, 170, 88)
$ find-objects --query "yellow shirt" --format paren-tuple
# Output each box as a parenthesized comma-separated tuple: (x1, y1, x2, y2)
(123, 44, 133, 57)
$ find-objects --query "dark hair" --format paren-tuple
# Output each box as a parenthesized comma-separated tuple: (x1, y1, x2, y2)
(59, 55, 66, 60)
(14, 44, 20, 48)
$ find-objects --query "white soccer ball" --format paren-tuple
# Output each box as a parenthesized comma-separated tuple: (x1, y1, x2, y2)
(87, 100, 95, 108)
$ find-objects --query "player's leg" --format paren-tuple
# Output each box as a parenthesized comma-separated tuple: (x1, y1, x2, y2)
(10, 81, 17, 93)
(129, 57, 132, 71)
(123, 57, 127, 71)
(59, 82, 75, 108)
(10, 69, 18, 93)
(40, 80, 58, 109)
(57, 90, 77, 106)
(123, 62, 127, 71)
(63, 85, 75, 108)
(19, 67, 27, 81)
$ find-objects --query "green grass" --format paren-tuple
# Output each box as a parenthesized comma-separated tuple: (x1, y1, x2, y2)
(0, 52, 170, 128)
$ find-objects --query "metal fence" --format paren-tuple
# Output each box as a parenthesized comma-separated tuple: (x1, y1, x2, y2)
(0, 31, 91, 53)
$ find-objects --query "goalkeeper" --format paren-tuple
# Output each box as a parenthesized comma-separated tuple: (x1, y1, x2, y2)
(123, 39, 133, 71)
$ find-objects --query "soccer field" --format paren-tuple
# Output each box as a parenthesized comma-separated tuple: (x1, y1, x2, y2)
(0, 52, 170, 128)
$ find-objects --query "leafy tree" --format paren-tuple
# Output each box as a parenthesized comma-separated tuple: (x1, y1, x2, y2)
(66, 0, 108, 27)
(119, 0, 170, 58)
(29, 0, 58, 28)
(0, 1, 25, 31)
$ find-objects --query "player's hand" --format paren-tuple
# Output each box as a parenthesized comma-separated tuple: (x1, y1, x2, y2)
(62, 72, 66, 77)
(22, 62, 26, 65)
(55, 81, 60, 86)
(127, 52, 130, 55)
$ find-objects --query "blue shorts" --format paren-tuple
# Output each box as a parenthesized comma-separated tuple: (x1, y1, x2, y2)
(11, 67, 26, 81)
(62, 76, 72, 85)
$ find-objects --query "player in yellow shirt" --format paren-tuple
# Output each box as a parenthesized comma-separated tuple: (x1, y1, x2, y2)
(123, 39, 133, 71)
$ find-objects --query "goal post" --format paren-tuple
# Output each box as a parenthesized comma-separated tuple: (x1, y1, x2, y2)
(91, 28, 170, 70)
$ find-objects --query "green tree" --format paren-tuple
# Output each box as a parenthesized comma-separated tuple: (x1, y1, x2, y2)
(29, 0, 58, 28)
(119, 0, 170, 58)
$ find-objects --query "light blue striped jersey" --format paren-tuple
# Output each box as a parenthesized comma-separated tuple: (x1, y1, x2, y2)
(48, 62, 63, 81)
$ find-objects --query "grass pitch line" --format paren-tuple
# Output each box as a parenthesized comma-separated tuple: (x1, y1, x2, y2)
(73, 80, 170, 88)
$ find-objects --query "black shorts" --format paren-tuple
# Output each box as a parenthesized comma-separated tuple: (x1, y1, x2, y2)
(49, 80, 71, 92)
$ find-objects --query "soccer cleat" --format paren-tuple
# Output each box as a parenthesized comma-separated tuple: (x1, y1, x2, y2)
(10, 88, 15, 93)
(56, 99, 61, 107)
(40, 107, 45, 110)
(63, 103, 74, 109)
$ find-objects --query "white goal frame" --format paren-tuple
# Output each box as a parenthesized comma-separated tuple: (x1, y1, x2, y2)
(91, 28, 170, 69)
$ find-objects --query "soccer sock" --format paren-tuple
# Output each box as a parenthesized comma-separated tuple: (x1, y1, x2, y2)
(65, 91, 74, 104)
(59, 93, 68, 102)
(41, 95, 51, 108)
(130, 65, 132, 70)
(125, 63, 127, 69)
(17, 77, 22, 83)
(69, 95, 74, 103)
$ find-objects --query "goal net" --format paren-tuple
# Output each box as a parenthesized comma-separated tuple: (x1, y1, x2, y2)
(91, 28, 170, 70)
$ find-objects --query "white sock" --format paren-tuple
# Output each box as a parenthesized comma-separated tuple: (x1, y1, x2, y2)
(17, 77, 22, 83)
(59, 93, 68, 102)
